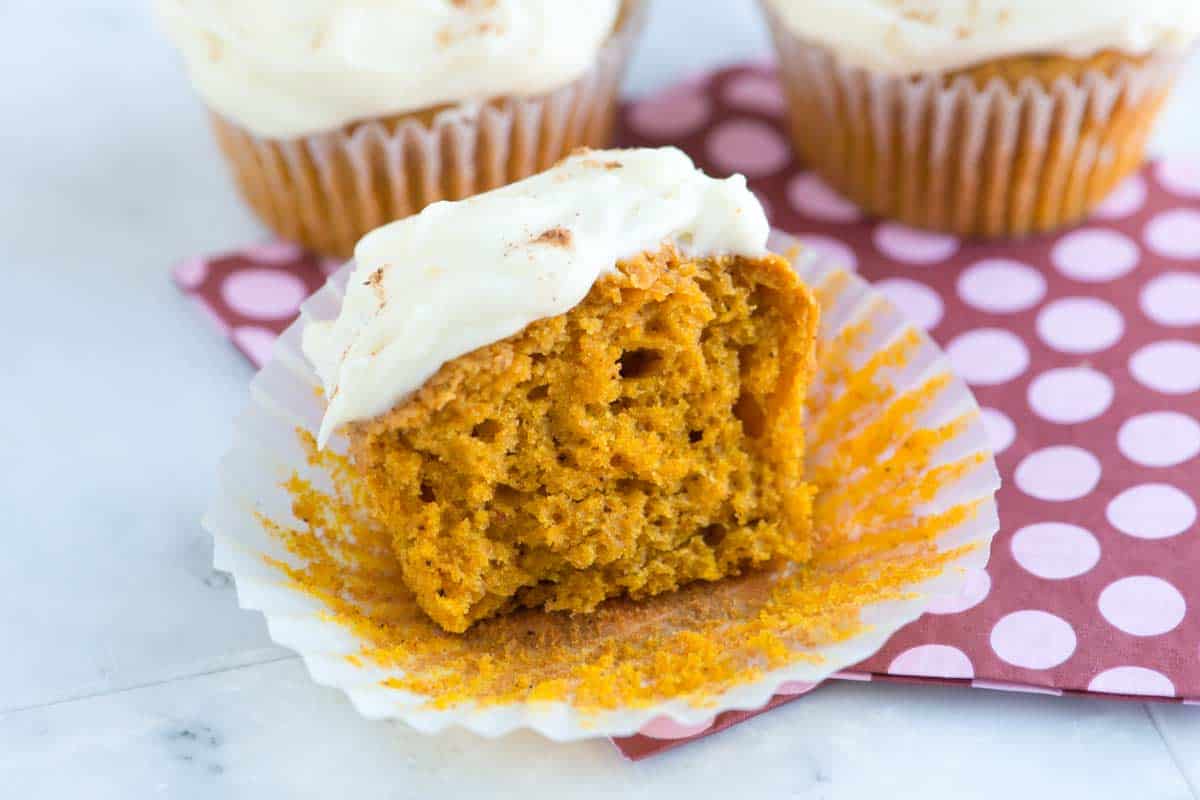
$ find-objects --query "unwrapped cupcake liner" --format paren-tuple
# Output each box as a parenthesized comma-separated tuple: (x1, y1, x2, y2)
(204, 237, 1001, 740)
(208, 0, 647, 259)
(761, 2, 1185, 238)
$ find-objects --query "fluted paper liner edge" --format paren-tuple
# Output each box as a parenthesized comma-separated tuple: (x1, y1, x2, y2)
(204, 238, 1001, 740)
(208, 0, 648, 258)
(761, 1, 1184, 238)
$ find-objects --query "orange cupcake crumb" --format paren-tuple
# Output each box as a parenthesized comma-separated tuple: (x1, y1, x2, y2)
(347, 246, 819, 632)
(259, 264, 987, 713)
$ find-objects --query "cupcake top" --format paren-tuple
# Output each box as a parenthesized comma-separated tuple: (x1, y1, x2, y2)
(156, 0, 622, 138)
(302, 147, 769, 445)
(763, 0, 1200, 74)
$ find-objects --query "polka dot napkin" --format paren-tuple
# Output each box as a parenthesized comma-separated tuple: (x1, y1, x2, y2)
(175, 64, 1200, 760)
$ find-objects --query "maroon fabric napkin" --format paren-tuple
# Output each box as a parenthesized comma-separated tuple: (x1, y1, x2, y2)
(176, 64, 1200, 760)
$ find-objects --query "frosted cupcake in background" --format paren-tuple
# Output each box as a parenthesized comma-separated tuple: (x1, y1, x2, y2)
(759, 0, 1200, 238)
(156, 0, 646, 257)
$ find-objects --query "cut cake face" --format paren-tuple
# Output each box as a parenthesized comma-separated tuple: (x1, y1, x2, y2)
(349, 245, 818, 632)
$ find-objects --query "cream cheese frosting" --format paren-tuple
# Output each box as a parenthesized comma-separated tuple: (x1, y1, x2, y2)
(155, 0, 621, 138)
(302, 147, 769, 446)
(763, 0, 1200, 74)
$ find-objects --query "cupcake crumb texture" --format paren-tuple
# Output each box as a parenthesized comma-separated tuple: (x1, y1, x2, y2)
(350, 247, 819, 633)
(262, 265, 986, 712)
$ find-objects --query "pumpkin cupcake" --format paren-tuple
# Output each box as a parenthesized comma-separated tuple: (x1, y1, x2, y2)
(157, 0, 647, 257)
(759, 0, 1199, 237)
(301, 147, 820, 632)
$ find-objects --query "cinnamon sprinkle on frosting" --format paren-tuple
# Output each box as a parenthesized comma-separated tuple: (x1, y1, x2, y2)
(531, 227, 574, 247)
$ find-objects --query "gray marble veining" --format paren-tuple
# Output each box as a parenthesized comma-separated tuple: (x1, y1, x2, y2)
(2, 660, 1194, 799)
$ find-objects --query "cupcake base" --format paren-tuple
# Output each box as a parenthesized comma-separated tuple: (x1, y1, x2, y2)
(204, 238, 1000, 739)
(210, 0, 646, 258)
(764, 2, 1184, 238)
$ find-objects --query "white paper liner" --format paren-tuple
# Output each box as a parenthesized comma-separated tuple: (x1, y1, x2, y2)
(209, 0, 648, 258)
(204, 236, 1001, 740)
(760, 0, 1184, 237)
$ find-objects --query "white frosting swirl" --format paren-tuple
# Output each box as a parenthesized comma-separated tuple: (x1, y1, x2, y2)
(303, 147, 769, 445)
(156, 0, 621, 138)
(764, 0, 1200, 74)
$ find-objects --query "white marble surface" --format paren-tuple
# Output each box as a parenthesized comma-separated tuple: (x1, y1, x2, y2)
(2, 0, 1198, 796)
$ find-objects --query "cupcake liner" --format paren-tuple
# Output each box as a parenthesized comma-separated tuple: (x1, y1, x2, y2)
(208, 0, 647, 259)
(761, 2, 1185, 238)
(204, 236, 1001, 740)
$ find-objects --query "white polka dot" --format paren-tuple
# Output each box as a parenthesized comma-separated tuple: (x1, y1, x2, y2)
(628, 87, 712, 140)
(990, 610, 1077, 670)
(722, 73, 787, 116)
(1088, 667, 1176, 697)
(174, 256, 209, 290)
(1015, 446, 1102, 502)
(1156, 157, 1200, 197)
(1093, 174, 1148, 219)
(874, 223, 960, 264)
(1130, 340, 1200, 395)
(926, 568, 991, 615)
(1052, 228, 1139, 282)
(888, 645, 974, 679)
(1010, 523, 1101, 580)
(639, 715, 716, 739)
(957, 259, 1046, 313)
(775, 680, 819, 696)
(232, 325, 278, 368)
(1118, 412, 1200, 468)
(946, 329, 1030, 386)
(1027, 367, 1114, 424)
(1107, 484, 1197, 540)
(876, 278, 944, 331)
(1140, 272, 1200, 327)
(246, 241, 305, 265)
(1036, 297, 1125, 354)
(1145, 209, 1200, 259)
(706, 119, 790, 177)
(221, 268, 308, 320)
(788, 173, 862, 222)
(798, 234, 857, 271)
(980, 407, 1017, 454)
(1098, 576, 1186, 636)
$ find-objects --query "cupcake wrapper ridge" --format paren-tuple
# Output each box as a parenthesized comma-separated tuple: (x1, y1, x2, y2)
(763, 1, 1184, 238)
(204, 238, 1001, 740)
(209, 0, 648, 258)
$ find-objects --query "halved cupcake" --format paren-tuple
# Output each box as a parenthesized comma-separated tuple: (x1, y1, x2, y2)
(156, 0, 647, 258)
(302, 147, 819, 632)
